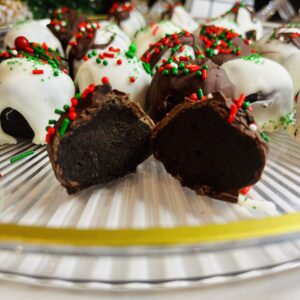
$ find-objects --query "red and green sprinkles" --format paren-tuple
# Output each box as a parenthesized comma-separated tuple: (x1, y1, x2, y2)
(46, 83, 98, 142)
(199, 25, 254, 58)
(227, 93, 245, 123)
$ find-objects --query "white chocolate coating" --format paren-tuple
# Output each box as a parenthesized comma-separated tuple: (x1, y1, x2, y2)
(113, 9, 146, 38)
(170, 6, 198, 33)
(99, 21, 131, 45)
(222, 56, 294, 132)
(0, 58, 75, 144)
(66, 26, 131, 77)
(134, 21, 181, 57)
(75, 52, 151, 108)
(257, 27, 300, 96)
(4, 20, 64, 56)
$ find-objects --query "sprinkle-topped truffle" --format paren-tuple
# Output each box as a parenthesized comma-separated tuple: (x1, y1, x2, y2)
(75, 49, 152, 108)
(207, 1, 263, 40)
(140, 30, 204, 72)
(0, 39, 75, 144)
(66, 21, 130, 77)
(47, 7, 88, 50)
(146, 58, 235, 122)
(198, 25, 255, 65)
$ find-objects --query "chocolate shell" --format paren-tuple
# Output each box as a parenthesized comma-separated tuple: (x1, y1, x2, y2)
(146, 58, 235, 122)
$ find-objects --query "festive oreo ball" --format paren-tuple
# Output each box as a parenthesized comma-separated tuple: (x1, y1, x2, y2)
(160, 3, 198, 33)
(221, 54, 294, 132)
(66, 21, 131, 77)
(198, 25, 255, 65)
(75, 48, 152, 108)
(134, 20, 181, 57)
(46, 83, 154, 194)
(152, 92, 268, 203)
(4, 20, 64, 56)
(146, 58, 235, 122)
(109, 1, 146, 38)
(208, 1, 263, 41)
(47, 7, 88, 50)
(140, 30, 204, 73)
(257, 24, 300, 97)
(0, 39, 74, 144)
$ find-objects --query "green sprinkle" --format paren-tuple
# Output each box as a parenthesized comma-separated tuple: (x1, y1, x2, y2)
(242, 101, 251, 110)
(96, 58, 101, 64)
(103, 60, 108, 66)
(55, 108, 64, 115)
(92, 50, 97, 56)
(260, 132, 270, 143)
(155, 65, 159, 70)
(129, 43, 137, 52)
(162, 70, 169, 76)
(10, 150, 34, 163)
(196, 70, 202, 77)
(142, 62, 152, 75)
(75, 92, 81, 99)
(48, 119, 57, 124)
(87, 53, 92, 59)
(183, 68, 189, 75)
(178, 62, 185, 69)
(172, 68, 178, 75)
(59, 118, 70, 136)
(202, 64, 209, 70)
(197, 88, 204, 99)
(53, 70, 59, 76)
(125, 51, 134, 59)
(63, 104, 69, 111)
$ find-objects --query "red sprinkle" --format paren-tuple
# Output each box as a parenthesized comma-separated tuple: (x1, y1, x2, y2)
(45, 134, 51, 143)
(117, 59, 123, 65)
(190, 93, 198, 101)
(83, 55, 89, 61)
(101, 76, 109, 84)
(71, 97, 78, 106)
(68, 111, 77, 121)
(227, 104, 238, 124)
(240, 185, 252, 195)
(130, 77, 136, 83)
(152, 26, 159, 36)
(48, 127, 55, 135)
(103, 52, 114, 58)
(202, 69, 207, 80)
(32, 69, 44, 75)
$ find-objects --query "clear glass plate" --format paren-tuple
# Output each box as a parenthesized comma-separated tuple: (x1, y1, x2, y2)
(0, 131, 299, 289)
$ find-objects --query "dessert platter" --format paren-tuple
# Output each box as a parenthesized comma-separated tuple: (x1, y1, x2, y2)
(0, 0, 299, 291)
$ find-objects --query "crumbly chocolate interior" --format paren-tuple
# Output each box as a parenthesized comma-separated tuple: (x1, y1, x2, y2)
(152, 93, 268, 202)
(48, 85, 154, 194)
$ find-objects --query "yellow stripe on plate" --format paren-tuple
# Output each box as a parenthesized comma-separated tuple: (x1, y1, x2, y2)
(1, 213, 300, 247)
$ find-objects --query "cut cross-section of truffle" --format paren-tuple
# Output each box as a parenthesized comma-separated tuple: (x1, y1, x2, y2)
(152, 93, 268, 202)
(47, 84, 154, 194)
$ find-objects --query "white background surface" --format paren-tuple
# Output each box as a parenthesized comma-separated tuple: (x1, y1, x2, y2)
(1, 264, 300, 300)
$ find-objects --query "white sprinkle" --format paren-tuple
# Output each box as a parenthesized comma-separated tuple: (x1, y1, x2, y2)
(207, 93, 213, 99)
(249, 123, 257, 131)
(214, 49, 219, 55)
(61, 21, 67, 26)
(11, 50, 18, 55)
(279, 36, 285, 42)
(86, 24, 91, 29)
(54, 25, 60, 31)
(80, 27, 86, 32)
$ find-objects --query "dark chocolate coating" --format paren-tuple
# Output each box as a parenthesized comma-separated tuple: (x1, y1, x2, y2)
(152, 93, 268, 202)
(47, 85, 154, 194)
(48, 8, 88, 50)
(146, 58, 236, 122)
(273, 25, 300, 49)
(0, 108, 34, 139)
(141, 31, 204, 70)
(198, 25, 255, 66)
